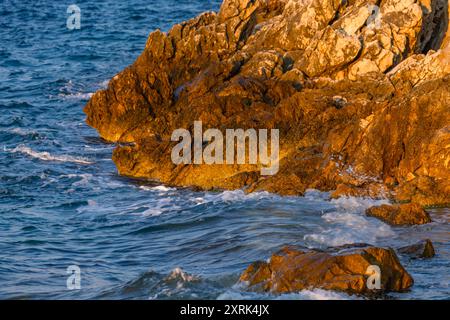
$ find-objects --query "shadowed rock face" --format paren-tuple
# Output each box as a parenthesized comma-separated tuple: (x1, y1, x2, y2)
(398, 239, 436, 258)
(84, 0, 450, 206)
(239, 245, 414, 294)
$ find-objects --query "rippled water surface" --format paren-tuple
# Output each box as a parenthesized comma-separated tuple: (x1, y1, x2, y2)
(0, 0, 449, 300)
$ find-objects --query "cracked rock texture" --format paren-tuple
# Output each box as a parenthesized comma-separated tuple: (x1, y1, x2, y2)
(85, 0, 450, 207)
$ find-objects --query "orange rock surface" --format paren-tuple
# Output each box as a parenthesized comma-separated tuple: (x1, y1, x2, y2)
(366, 203, 432, 225)
(85, 0, 450, 207)
(240, 245, 414, 294)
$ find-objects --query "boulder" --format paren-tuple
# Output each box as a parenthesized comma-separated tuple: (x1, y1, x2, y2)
(240, 245, 414, 294)
(398, 239, 436, 258)
(365, 203, 432, 226)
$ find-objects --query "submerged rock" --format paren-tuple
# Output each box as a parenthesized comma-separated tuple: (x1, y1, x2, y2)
(365, 203, 432, 225)
(398, 239, 436, 259)
(84, 0, 450, 207)
(239, 245, 413, 294)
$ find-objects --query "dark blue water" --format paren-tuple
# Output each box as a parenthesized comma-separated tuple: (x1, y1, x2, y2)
(0, 0, 448, 300)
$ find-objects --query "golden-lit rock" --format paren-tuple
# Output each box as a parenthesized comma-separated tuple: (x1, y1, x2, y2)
(85, 0, 450, 207)
(366, 203, 432, 226)
(240, 245, 414, 294)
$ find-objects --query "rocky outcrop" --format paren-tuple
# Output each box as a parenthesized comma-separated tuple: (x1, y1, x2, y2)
(239, 245, 413, 294)
(84, 0, 450, 207)
(366, 203, 432, 225)
(398, 239, 436, 258)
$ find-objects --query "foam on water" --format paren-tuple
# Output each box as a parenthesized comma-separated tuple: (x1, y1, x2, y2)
(304, 196, 394, 247)
(7, 145, 93, 164)
(330, 196, 390, 213)
(202, 190, 275, 204)
(166, 267, 199, 283)
(140, 185, 176, 192)
(217, 288, 353, 300)
(57, 92, 94, 100)
(9, 128, 40, 137)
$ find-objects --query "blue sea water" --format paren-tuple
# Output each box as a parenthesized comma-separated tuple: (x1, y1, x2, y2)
(0, 0, 449, 300)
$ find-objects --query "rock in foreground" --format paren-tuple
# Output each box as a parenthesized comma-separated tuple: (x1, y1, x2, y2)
(84, 0, 450, 206)
(366, 203, 432, 226)
(240, 245, 413, 295)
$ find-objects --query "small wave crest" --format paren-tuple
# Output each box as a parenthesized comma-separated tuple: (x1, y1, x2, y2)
(140, 185, 176, 192)
(304, 196, 394, 247)
(217, 286, 353, 300)
(7, 145, 93, 164)
(58, 92, 94, 100)
(54, 79, 98, 101)
(165, 267, 199, 283)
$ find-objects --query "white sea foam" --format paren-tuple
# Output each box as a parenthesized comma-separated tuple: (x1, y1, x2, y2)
(60, 173, 94, 186)
(330, 196, 390, 214)
(140, 197, 182, 217)
(55, 79, 94, 101)
(303, 189, 331, 201)
(165, 267, 198, 283)
(142, 207, 164, 217)
(99, 79, 109, 89)
(164, 268, 199, 291)
(206, 190, 273, 203)
(58, 92, 94, 100)
(304, 196, 394, 246)
(152, 185, 175, 192)
(9, 128, 39, 137)
(8, 145, 93, 164)
(275, 289, 354, 300)
(139, 185, 176, 192)
(217, 288, 353, 300)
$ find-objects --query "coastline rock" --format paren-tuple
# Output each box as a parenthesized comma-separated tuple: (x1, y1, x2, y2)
(84, 0, 450, 207)
(398, 239, 436, 258)
(365, 203, 432, 225)
(240, 245, 414, 294)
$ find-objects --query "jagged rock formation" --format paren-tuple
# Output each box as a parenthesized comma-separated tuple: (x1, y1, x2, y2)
(239, 245, 414, 294)
(85, 0, 450, 207)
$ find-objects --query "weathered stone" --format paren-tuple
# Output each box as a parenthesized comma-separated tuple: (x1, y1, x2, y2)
(398, 239, 436, 258)
(240, 245, 414, 294)
(84, 0, 450, 207)
(331, 183, 389, 199)
(365, 203, 432, 226)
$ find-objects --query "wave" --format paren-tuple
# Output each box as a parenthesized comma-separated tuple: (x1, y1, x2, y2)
(9, 128, 39, 137)
(217, 287, 354, 300)
(196, 190, 275, 205)
(140, 185, 176, 192)
(7, 145, 93, 164)
(59, 173, 94, 187)
(55, 78, 110, 102)
(57, 92, 94, 100)
(330, 196, 390, 214)
(304, 196, 394, 247)
(54, 79, 97, 101)
(165, 267, 199, 283)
